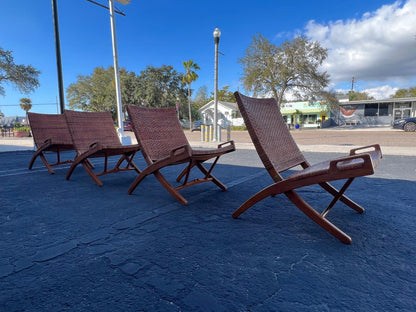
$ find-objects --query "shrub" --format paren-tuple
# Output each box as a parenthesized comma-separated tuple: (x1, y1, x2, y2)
(230, 126, 247, 131)
(14, 125, 31, 132)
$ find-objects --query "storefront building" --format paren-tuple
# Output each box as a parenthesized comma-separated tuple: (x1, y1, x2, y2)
(280, 101, 329, 128)
(199, 97, 416, 128)
(335, 97, 416, 126)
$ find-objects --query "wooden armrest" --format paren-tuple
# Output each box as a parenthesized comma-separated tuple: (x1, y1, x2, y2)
(142, 145, 190, 176)
(37, 138, 53, 150)
(217, 140, 235, 149)
(170, 144, 191, 157)
(75, 142, 102, 160)
(89, 141, 101, 149)
(349, 144, 381, 156)
(329, 153, 373, 172)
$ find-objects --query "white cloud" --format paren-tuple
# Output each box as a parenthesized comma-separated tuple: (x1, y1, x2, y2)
(365, 85, 399, 99)
(305, 0, 416, 87)
(336, 85, 399, 99)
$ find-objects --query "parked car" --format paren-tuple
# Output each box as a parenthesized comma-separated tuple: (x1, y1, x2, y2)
(179, 119, 189, 129)
(392, 117, 416, 132)
(192, 120, 203, 131)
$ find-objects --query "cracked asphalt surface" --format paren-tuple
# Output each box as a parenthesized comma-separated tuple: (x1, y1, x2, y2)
(0, 130, 415, 311)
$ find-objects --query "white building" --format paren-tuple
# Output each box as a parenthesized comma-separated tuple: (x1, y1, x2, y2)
(198, 100, 244, 127)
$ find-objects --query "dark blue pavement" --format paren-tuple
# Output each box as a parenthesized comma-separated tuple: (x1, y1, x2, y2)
(1, 149, 415, 311)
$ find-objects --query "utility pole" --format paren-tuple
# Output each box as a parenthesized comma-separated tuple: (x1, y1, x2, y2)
(351, 76, 355, 91)
(51, 0, 65, 114)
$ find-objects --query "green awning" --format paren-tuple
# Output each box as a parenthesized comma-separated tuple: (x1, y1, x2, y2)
(281, 108, 326, 115)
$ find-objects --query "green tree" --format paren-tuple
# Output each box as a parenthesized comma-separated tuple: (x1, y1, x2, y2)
(19, 97, 32, 121)
(209, 85, 236, 103)
(67, 66, 137, 119)
(239, 34, 329, 108)
(134, 65, 187, 111)
(391, 87, 416, 98)
(182, 60, 200, 128)
(320, 90, 340, 111)
(348, 91, 374, 101)
(0, 47, 40, 96)
(193, 86, 209, 111)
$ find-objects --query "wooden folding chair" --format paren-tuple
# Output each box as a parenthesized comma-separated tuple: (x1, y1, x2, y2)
(64, 110, 141, 186)
(126, 105, 235, 205)
(233, 92, 382, 244)
(28, 112, 75, 174)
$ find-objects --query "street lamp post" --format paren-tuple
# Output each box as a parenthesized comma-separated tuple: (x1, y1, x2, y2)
(176, 96, 180, 119)
(109, 0, 130, 144)
(213, 27, 221, 142)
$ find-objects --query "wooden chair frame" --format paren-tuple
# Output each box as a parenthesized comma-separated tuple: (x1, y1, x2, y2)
(64, 110, 141, 186)
(233, 92, 382, 244)
(126, 105, 235, 205)
(28, 112, 75, 174)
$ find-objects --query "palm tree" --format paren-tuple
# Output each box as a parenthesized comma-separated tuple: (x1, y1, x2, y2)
(19, 97, 32, 125)
(182, 60, 200, 129)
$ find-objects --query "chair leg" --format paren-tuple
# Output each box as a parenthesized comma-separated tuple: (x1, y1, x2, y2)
(28, 150, 40, 170)
(85, 159, 95, 169)
(29, 150, 55, 174)
(29, 142, 52, 173)
(81, 161, 103, 186)
(319, 182, 364, 214)
(124, 153, 141, 173)
(154, 171, 188, 205)
(66, 157, 103, 186)
(128, 169, 188, 205)
(115, 155, 126, 169)
(176, 163, 194, 182)
(284, 190, 352, 244)
(127, 171, 148, 195)
(40, 154, 54, 174)
(321, 178, 355, 217)
(233, 183, 352, 244)
(232, 183, 276, 218)
(66, 160, 79, 181)
(195, 162, 227, 190)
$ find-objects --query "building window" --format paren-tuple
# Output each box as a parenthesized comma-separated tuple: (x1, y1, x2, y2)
(364, 103, 393, 116)
(395, 102, 412, 109)
(231, 110, 242, 118)
(364, 104, 378, 116)
(301, 114, 317, 124)
(378, 103, 390, 116)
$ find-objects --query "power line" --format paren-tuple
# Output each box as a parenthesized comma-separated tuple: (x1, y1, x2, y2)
(86, 0, 126, 16)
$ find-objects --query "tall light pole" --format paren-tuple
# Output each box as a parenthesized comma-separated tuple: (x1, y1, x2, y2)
(213, 27, 221, 142)
(51, 0, 65, 114)
(109, 0, 130, 144)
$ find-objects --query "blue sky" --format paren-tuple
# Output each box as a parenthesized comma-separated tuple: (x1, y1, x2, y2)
(1, 0, 415, 117)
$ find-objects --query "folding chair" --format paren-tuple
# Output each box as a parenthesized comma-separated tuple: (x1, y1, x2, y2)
(233, 92, 382, 244)
(126, 105, 235, 205)
(28, 112, 75, 174)
(64, 110, 141, 186)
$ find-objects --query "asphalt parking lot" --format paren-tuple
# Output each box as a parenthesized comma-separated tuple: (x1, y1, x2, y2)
(0, 128, 415, 311)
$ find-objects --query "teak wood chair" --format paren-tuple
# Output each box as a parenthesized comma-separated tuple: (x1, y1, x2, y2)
(233, 92, 382, 244)
(64, 110, 141, 186)
(28, 112, 75, 174)
(126, 105, 235, 205)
